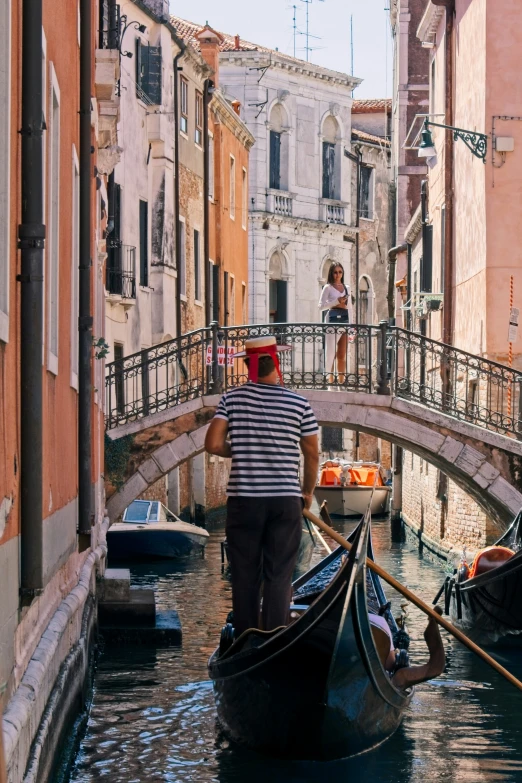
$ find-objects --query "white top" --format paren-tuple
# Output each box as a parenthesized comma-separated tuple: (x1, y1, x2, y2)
(318, 283, 351, 319)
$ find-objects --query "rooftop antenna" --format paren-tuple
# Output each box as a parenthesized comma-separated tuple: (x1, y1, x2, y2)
(299, 0, 325, 62)
(293, 4, 297, 58)
(350, 14, 354, 96)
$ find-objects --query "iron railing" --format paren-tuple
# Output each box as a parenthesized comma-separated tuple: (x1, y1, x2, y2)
(105, 321, 522, 438)
(106, 242, 136, 299)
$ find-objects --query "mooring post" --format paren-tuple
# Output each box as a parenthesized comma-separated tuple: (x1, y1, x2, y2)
(377, 320, 391, 395)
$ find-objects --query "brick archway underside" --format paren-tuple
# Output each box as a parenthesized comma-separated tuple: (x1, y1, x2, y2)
(105, 391, 522, 526)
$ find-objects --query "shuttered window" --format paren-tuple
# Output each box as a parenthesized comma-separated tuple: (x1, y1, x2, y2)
(194, 229, 201, 300)
(322, 142, 335, 199)
(139, 200, 148, 287)
(359, 166, 374, 219)
(195, 91, 203, 145)
(269, 131, 281, 190)
(180, 77, 188, 134)
(136, 39, 162, 105)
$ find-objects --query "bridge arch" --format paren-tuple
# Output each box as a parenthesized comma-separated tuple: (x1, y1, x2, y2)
(105, 391, 522, 526)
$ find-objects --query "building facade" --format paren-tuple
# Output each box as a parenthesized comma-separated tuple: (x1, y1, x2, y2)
(394, 0, 522, 552)
(1, 0, 109, 779)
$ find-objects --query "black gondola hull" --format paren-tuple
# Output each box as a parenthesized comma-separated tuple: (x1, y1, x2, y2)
(209, 516, 411, 760)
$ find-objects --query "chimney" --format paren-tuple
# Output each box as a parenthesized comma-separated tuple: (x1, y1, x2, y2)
(195, 25, 224, 87)
(231, 99, 241, 116)
(141, 0, 169, 20)
(234, 34, 240, 51)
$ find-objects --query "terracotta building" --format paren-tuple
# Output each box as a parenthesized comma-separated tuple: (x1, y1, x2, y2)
(1, 0, 110, 779)
(393, 0, 522, 554)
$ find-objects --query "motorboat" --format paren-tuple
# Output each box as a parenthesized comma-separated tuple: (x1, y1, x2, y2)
(314, 460, 391, 517)
(208, 512, 413, 760)
(107, 499, 209, 560)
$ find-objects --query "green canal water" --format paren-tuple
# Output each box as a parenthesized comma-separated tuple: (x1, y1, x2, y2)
(59, 516, 522, 783)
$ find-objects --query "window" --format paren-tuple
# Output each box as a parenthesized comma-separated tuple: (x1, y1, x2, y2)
(0, 0, 11, 344)
(180, 77, 188, 134)
(242, 282, 247, 324)
(223, 270, 229, 325)
(178, 218, 186, 296)
(48, 65, 60, 374)
(322, 142, 336, 200)
(359, 166, 374, 219)
(269, 130, 281, 190)
(195, 90, 203, 145)
(269, 279, 287, 323)
(440, 205, 446, 293)
(229, 155, 235, 219)
(114, 342, 125, 416)
(136, 39, 162, 105)
(212, 263, 219, 321)
(98, 0, 119, 49)
(242, 167, 247, 230)
(71, 146, 80, 388)
(208, 134, 214, 200)
(194, 229, 201, 301)
(322, 426, 343, 454)
(359, 277, 370, 324)
(139, 199, 148, 287)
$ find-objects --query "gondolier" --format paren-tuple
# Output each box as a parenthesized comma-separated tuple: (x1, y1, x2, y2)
(205, 336, 319, 637)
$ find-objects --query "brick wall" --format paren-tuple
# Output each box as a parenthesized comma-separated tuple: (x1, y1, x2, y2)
(138, 476, 168, 506)
(402, 450, 494, 552)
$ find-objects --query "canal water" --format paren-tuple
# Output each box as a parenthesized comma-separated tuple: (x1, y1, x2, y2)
(60, 516, 522, 783)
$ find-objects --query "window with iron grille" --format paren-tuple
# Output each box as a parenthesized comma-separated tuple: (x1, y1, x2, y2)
(98, 0, 119, 49)
(136, 39, 162, 105)
(269, 131, 281, 190)
(195, 91, 203, 145)
(180, 77, 188, 134)
(322, 426, 343, 453)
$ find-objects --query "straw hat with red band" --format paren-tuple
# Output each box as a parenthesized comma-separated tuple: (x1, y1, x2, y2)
(233, 336, 291, 385)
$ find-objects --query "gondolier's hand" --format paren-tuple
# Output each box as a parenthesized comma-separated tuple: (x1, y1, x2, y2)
(302, 492, 314, 509)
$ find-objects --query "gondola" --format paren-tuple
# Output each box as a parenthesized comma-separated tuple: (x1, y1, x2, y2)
(208, 513, 413, 760)
(435, 510, 522, 644)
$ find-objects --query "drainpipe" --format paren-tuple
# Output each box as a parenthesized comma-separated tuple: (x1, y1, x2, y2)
(344, 146, 362, 323)
(78, 0, 93, 541)
(432, 0, 454, 348)
(173, 49, 184, 339)
(387, 242, 407, 324)
(18, 0, 45, 592)
(203, 78, 214, 326)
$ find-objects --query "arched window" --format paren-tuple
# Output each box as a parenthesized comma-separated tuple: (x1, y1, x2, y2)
(268, 251, 287, 323)
(269, 104, 289, 191)
(322, 116, 341, 200)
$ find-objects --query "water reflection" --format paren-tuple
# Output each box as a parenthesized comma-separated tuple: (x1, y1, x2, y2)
(64, 518, 522, 783)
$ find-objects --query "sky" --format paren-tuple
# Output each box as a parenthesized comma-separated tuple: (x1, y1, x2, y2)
(169, 0, 393, 99)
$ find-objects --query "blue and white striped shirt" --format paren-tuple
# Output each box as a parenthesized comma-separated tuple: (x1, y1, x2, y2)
(214, 382, 319, 497)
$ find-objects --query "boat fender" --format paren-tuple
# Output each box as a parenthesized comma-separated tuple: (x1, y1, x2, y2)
(219, 623, 235, 656)
(454, 582, 462, 620)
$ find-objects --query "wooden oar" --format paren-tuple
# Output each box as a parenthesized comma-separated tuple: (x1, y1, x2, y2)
(303, 508, 522, 693)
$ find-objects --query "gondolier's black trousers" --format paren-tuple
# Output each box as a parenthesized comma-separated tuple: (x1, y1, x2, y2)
(226, 496, 303, 636)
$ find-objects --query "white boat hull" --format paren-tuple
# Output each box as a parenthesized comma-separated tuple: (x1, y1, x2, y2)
(314, 485, 391, 517)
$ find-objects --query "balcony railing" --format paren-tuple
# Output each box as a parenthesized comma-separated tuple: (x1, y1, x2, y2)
(106, 242, 136, 300)
(267, 189, 293, 218)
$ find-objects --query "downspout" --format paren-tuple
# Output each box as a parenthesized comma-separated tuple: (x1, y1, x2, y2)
(344, 146, 361, 323)
(387, 242, 407, 324)
(19, 0, 45, 591)
(433, 0, 454, 346)
(173, 49, 184, 339)
(203, 78, 214, 326)
(78, 0, 93, 540)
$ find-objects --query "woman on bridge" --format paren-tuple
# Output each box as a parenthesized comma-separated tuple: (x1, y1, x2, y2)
(319, 262, 352, 387)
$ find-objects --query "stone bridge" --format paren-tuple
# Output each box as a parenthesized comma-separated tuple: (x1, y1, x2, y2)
(105, 390, 522, 527)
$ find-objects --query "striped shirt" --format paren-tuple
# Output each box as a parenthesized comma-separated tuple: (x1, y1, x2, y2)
(214, 382, 319, 497)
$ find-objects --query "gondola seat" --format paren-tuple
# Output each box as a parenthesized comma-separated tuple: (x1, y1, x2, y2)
(469, 546, 515, 578)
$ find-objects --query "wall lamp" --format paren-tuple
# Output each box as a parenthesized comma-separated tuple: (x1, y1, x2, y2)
(119, 15, 147, 58)
(418, 118, 488, 162)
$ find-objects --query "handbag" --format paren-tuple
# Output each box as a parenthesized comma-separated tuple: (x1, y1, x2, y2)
(327, 309, 349, 323)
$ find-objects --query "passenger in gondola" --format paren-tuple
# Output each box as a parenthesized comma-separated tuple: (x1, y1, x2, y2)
(205, 336, 320, 638)
(369, 607, 445, 687)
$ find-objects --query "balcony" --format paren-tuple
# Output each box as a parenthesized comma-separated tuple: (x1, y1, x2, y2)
(320, 199, 347, 225)
(106, 242, 136, 302)
(267, 189, 294, 218)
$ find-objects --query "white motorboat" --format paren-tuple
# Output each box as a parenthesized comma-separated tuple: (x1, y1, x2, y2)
(107, 500, 209, 559)
(314, 460, 391, 517)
